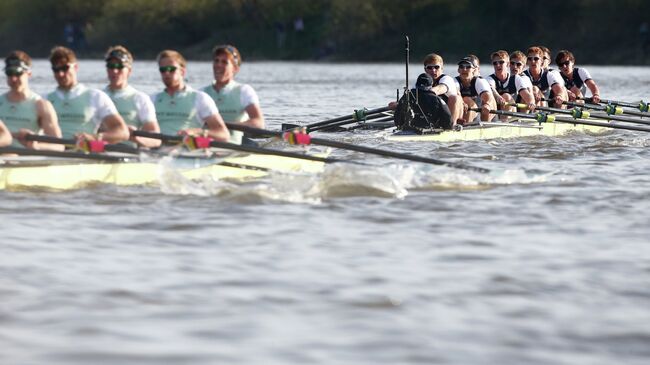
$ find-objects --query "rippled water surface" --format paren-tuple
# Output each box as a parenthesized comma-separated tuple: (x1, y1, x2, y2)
(1, 61, 650, 365)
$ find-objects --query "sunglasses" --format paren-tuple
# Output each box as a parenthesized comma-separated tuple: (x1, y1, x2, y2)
(425, 64, 441, 70)
(52, 64, 72, 73)
(510, 61, 523, 66)
(459, 65, 473, 70)
(558, 61, 571, 67)
(159, 66, 178, 73)
(106, 62, 126, 70)
(527, 56, 541, 62)
(492, 60, 505, 66)
(5, 69, 25, 77)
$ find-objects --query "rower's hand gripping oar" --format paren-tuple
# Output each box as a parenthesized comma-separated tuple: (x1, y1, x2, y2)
(225, 122, 490, 173)
(24, 134, 141, 154)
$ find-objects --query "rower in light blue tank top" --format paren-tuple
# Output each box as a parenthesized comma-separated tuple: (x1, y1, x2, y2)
(0, 91, 40, 147)
(47, 84, 100, 138)
(152, 87, 202, 135)
(202, 81, 247, 144)
(105, 85, 141, 128)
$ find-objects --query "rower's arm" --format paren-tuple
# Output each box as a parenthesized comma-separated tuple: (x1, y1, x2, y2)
(131, 121, 162, 148)
(431, 84, 448, 96)
(100, 114, 130, 143)
(551, 83, 568, 109)
(0, 120, 11, 147)
(33, 99, 64, 151)
(203, 113, 230, 142)
(518, 88, 536, 110)
(585, 79, 601, 103)
(241, 103, 265, 129)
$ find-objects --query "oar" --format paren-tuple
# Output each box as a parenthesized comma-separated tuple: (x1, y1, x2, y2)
(0, 146, 128, 161)
(511, 103, 650, 126)
(479, 108, 650, 133)
(225, 122, 490, 173)
(24, 134, 141, 154)
(131, 130, 346, 164)
(309, 112, 394, 132)
(281, 106, 392, 132)
(564, 100, 649, 118)
(581, 97, 650, 112)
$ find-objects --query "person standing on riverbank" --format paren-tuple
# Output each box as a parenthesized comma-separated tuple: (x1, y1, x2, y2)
(103, 45, 160, 148)
(202, 45, 264, 144)
(152, 49, 229, 141)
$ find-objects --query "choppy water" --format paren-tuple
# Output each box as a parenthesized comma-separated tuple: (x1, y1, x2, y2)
(1, 60, 650, 365)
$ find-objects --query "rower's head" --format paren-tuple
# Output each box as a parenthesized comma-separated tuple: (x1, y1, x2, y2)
(490, 50, 509, 73)
(4, 50, 32, 90)
(539, 45, 552, 69)
(212, 44, 241, 85)
(555, 50, 575, 75)
(466, 54, 481, 77)
(415, 73, 433, 91)
(457, 56, 477, 79)
(105, 45, 133, 89)
(49, 46, 78, 90)
(526, 46, 544, 73)
(423, 53, 444, 79)
(509, 50, 526, 75)
(156, 49, 186, 90)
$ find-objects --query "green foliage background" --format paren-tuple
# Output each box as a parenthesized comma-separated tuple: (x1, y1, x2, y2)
(0, 0, 648, 63)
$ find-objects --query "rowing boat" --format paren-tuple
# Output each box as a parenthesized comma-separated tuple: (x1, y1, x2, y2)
(0, 151, 327, 190)
(384, 118, 609, 142)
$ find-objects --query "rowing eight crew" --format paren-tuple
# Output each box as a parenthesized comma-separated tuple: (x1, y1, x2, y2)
(0, 45, 264, 149)
(394, 46, 601, 131)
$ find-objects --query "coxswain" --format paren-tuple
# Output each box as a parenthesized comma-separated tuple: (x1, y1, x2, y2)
(201, 45, 264, 144)
(421, 53, 463, 126)
(455, 56, 496, 123)
(522, 46, 568, 108)
(0, 51, 63, 150)
(555, 50, 601, 104)
(104, 46, 161, 147)
(152, 50, 229, 141)
(393, 73, 452, 131)
(47, 46, 129, 143)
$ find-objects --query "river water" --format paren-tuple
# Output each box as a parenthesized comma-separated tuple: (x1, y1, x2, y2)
(1, 60, 649, 365)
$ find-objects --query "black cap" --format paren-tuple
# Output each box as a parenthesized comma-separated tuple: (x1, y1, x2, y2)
(457, 56, 477, 68)
(416, 73, 433, 90)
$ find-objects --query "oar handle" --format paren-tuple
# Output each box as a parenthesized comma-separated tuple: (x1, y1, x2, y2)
(24, 134, 140, 154)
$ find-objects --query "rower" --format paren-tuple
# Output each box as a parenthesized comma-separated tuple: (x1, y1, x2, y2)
(555, 50, 601, 104)
(47, 46, 129, 143)
(522, 46, 568, 108)
(0, 120, 11, 147)
(487, 50, 535, 118)
(539, 45, 553, 71)
(0, 51, 63, 150)
(201, 45, 263, 145)
(454, 56, 496, 123)
(393, 73, 452, 131)
(152, 50, 229, 141)
(103, 46, 161, 148)
(421, 53, 462, 126)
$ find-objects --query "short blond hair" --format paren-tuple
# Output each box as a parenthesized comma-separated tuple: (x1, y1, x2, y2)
(156, 49, 186, 68)
(423, 53, 443, 65)
(490, 50, 509, 60)
(49, 46, 77, 65)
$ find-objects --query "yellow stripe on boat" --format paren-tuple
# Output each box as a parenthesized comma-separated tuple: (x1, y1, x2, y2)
(0, 152, 327, 190)
(385, 119, 608, 142)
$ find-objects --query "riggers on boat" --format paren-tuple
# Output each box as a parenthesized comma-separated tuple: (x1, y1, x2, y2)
(0, 152, 327, 190)
(385, 118, 609, 142)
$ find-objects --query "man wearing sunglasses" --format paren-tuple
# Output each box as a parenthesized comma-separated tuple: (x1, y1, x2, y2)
(523, 46, 567, 108)
(202, 45, 264, 145)
(555, 50, 600, 104)
(47, 46, 129, 143)
(421, 53, 462, 125)
(153, 50, 229, 141)
(487, 50, 535, 116)
(454, 56, 496, 123)
(104, 46, 160, 147)
(0, 51, 63, 150)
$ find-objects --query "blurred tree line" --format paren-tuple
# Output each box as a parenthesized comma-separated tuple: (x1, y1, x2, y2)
(1, 0, 649, 64)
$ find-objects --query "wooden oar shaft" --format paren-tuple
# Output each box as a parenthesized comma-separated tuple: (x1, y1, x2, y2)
(131, 130, 343, 164)
(225, 123, 490, 173)
(0, 146, 127, 161)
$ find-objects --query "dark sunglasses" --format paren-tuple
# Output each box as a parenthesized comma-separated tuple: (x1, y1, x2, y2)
(425, 64, 441, 70)
(106, 62, 126, 70)
(52, 64, 72, 73)
(558, 61, 571, 67)
(5, 69, 25, 77)
(159, 66, 178, 73)
(492, 60, 505, 66)
(510, 61, 523, 66)
(527, 56, 541, 62)
(459, 65, 473, 70)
